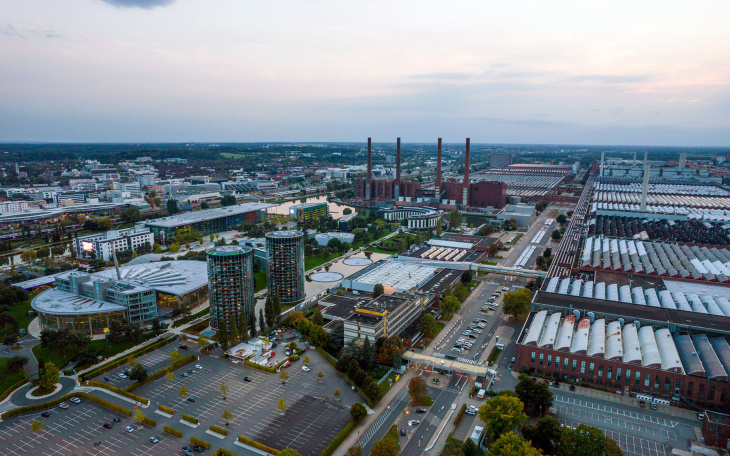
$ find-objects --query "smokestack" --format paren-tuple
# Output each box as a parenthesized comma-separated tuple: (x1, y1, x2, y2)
(632, 151, 637, 166)
(678, 152, 686, 170)
(396, 138, 401, 182)
(464, 138, 471, 184)
(640, 152, 649, 212)
(600, 151, 605, 177)
(367, 137, 372, 179)
(435, 138, 442, 205)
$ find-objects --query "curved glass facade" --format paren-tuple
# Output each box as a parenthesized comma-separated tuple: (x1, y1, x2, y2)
(266, 230, 305, 303)
(207, 246, 254, 330)
(38, 310, 127, 336)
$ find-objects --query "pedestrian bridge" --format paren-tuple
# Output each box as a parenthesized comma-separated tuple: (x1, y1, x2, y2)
(470, 264, 546, 279)
(402, 351, 488, 377)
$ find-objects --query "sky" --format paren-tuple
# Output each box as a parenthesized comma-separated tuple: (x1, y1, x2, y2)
(1, 0, 729, 146)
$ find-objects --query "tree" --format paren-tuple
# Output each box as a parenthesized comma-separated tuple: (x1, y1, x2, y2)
(561, 424, 608, 456)
(436, 219, 443, 236)
(36, 247, 50, 259)
(522, 416, 562, 455)
(130, 363, 148, 382)
(168, 242, 180, 253)
(515, 374, 553, 415)
(218, 320, 230, 351)
(329, 321, 344, 352)
(345, 445, 363, 456)
(200, 201, 209, 209)
(312, 310, 324, 326)
(421, 314, 437, 339)
(222, 409, 233, 425)
(220, 382, 229, 400)
(490, 432, 542, 456)
(221, 195, 237, 206)
(303, 355, 310, 364)
(489, 243, 499, 257)
(259, 309, 266, 333)
(408, 376, 428, 403)
(503, 288, 534, 320)
(278, 398, 287, 413)
(462, 438, 479, 456)
(350, 402, 367, 421)
(153, 243, 162, 254)
(229, 315, 239, 345)
(165, 371, 175, 385)
(265, 297, 275, 328)
(31, 419, 47, 434)
(169, 350, 183, 363)
(372, 283, 385, 298)
(334, 388, 341, 400)
(279, 370, 289, 384)
(556, 214, 568, 225)
(551, 229, 562, 241)
(440, 295, 461, 319)
(37, 362, 60, 391)
(272, 293, 282, 325)
(449, 209, 461, 229)
(120, 206, 142, 223)
(361, 336, 375, 369)
(167, 199, 179, 215)
(461, 270, 473, 283)
(178, 385, 188, 397)
(477, 395, 528, 441)
(248, 311, 257, 338)
(543, 248, 552, 257)
(20, 249, 37, 263)
(317, 371, 324, 382)
(7, 355, 28, 373)
(132, 409, 148, 425)
(343, 208, 352, 215)
(377, 335, 403, 366)
(370, 437, 400, 456)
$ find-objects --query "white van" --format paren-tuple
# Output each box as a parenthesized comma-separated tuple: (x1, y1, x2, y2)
(477, 389, 486, 399)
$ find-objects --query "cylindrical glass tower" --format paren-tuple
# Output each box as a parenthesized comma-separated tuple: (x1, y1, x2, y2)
(266, 230, 305, 303)
(206, 245, 254, 330)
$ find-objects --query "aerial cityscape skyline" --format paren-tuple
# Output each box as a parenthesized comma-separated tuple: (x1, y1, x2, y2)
(2, 0, 729, 145)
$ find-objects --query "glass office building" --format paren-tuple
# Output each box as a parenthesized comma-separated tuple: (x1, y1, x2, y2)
(207, 245, 254, 330)
(266, 230, 305, 303)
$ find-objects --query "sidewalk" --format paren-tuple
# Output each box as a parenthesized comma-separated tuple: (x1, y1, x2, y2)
(331, 369, 415, 456)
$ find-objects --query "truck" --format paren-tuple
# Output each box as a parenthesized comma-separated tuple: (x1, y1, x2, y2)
(477, 389, 486, 399)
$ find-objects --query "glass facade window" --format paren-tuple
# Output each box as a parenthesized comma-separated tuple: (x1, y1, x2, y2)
(547, 355, 552, 367)
(539, 353, 544, 365)
(607, 367, 612, 380)
(589, 363, 594, 376)
(207, 246, 255, 330)
(266, 230, 305, 304)
(580, 361, 586, 374)
(616, 368, 622, 381)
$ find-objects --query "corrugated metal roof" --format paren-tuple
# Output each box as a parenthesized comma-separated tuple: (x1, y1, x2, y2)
(523, 310, 548, 346)
(539, 312, 562, 349)
(606, 321, 623, 361)
(692, 334, 727, 381)
(588, 319, 606, 358)
(622, 324, 642, 365)
(638, 326, 662, 368)
(655, 328, 683, 373)
(674, 334, 706, 376)
(709, 337, 730, 375)
(570, 317, 590, 354)
(555, 315, 575, 351)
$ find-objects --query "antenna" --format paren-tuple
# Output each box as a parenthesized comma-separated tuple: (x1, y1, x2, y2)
(112, 249, 121, 280)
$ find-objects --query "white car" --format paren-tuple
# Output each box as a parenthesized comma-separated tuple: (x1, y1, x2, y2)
(125, 426, 134, 433)
(302, 366, 311, 372)
(195, 365, 202, 370)
(149, 437, 159, 444)
(466, 406, 477, 415)
(70, 397, 81, 404)
(502, 287, 510, 292)
(118, 373, 127, 379)
(407, 420, 420, 426)
(58, 402, 69, 409)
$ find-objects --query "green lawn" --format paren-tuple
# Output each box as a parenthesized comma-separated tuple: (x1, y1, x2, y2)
(172, 308, 211, 328)
(0, 358, 27, 396)
(378, 372, 400, 397)
(8, 297, 34, 335)
(365, 247, 396, 255)
(384, 424, 398, 442)
(32, 332, 160, 370)
(254, 270, 267, 292)
(220, 152, 248, 159)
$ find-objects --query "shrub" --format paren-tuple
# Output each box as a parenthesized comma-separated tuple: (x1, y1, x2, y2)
(318, 419, 357, 456)
(84, 381, 150, 405)
(158, 405, 175, 415)
(453, 403, 467, 428)
(164, 425, 182, 437)
(182, 414, 199, 425)
(126, 354, 196, 392)
(0, 392, 132, 420)
(190, 436, 210, 450)
(208, 424, 228, 436)
(244, 360, 276, 374)
(80, 336, 176, 381)
(237, 436, 280, 454)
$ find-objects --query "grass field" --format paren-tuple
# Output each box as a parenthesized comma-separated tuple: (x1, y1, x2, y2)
(0, 358, 27, 396)
(365, 247, 396, 255)
(32, 332, 160, 370)
(8, 297, 34, 335)
(254, 270, 267, 292)
(172, 308, 210, 328)
(220, 152, 248, 159)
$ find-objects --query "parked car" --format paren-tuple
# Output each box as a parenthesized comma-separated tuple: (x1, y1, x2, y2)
(407, 420, 420, 426)
(118, 373, 127, 379)
(112, 418, 121, 422)
(149, 436, 159, 444)
(244, 377, 252, 382)
(451, 348, 460, 353)
(41, 412, 51, 418)
(102, 422, 113, 429)
(193, 445, 205, 452)
(188, 368, 195, 373)
(400, 429, 406, 436)
(125, 426, 134, 433)
(104, 376, 112, 382)
(195, 365, 202, 370)
(302, 366, 311, 372)
(179, 345, 188, 350)
(187, 396, 196, 402)
(181, 373, 188, 377)
(58, 402, 69, 409)
(502, 287, 510, 292)
(416, 408, 427, 413)
(70, 397, 81, 404)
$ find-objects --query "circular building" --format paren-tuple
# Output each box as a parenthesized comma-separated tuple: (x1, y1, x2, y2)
(207, 245, 254, 330)
(314, 232, 355, 246)
(266, 230, 305, 303)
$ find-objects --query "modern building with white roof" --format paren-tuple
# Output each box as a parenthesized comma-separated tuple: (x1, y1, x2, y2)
(341, 260, 438, 294)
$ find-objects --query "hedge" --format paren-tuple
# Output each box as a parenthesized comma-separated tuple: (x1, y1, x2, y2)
(0, 375, 28, 403)
(200, 341, 218, 355)
(158, 405, 175, 415)
(453, 403, 467, 428)
(237, 436, 280, 455)
(208, 424, 228, 436)
(315, 347, 337, 366)
(318, 419, 357, 456)
(211, 450, 242, 456)
(182, 414, 199, 425)
(84, 381, 150, 405)
(164, 425, 182, 437)
(190, 436, 210, 450)
(244, 360, 276, 374)
(0, 392, 132, 420)
(125, 354, 196, 392)
(80, 335, 176, 381)
(138, 414, 157, 427)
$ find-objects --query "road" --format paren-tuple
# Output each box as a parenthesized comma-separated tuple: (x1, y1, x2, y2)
(400, 378, 461, 456)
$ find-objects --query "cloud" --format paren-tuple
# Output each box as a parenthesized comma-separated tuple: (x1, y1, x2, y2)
(410, 72, 473, 81)
(567, 74, 651, 84)
(1, 24, 61, 39)
(99, 0, 175, 9)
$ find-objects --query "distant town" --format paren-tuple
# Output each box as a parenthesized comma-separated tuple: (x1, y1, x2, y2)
(1, 140, 730, 456)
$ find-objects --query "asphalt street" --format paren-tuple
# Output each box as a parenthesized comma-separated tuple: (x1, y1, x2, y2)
(400, 378, 461, 456)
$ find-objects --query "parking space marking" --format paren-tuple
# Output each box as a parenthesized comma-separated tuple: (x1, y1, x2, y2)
(556, 405, 677, 440)
(554, 395, 678, 427)
(560, 418, 668, 456)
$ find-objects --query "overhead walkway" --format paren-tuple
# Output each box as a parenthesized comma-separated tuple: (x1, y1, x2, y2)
(470, 263, 546, 279)
(403, 351, 489, 377)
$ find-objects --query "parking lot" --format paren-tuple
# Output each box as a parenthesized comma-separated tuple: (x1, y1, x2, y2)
(0, 401, 179, 456)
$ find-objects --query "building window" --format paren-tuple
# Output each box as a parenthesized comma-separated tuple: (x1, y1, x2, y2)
(607, 367, 612, 380)
(616, 368, 622, 381)
(664, 377, 670, 391)
(675, 380, 681, 392)
(635, 371, 641, 385)
(644, 374, 650, 388)
(564, 358, 569, 370)
(572, 360, 577, 372)
(589, 363, 594, 376)
(698, 384, 705, 400)
(556, 356, 561, 369)
(539, 353, 544, 366)
(721, 390, 726, 402)
(531, 352, 535, 364)
(598, 365, 603, 377)
(580, 361, 586, 374)
(626, 369, 630, 383)
(687, 382, 694, 397)
(547, 355, 552, 367)
(708, 386, 715, 401)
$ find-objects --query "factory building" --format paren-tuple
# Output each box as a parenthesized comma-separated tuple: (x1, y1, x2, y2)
(354, 137, 422, 201)
(489, 153, 513, 168)
(142, 202, 276, 244)
(266, 230, 305, 303)
(207, 246, 255, 331)
(341, 260, 438, 294)
(342, 293, 429, 346)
